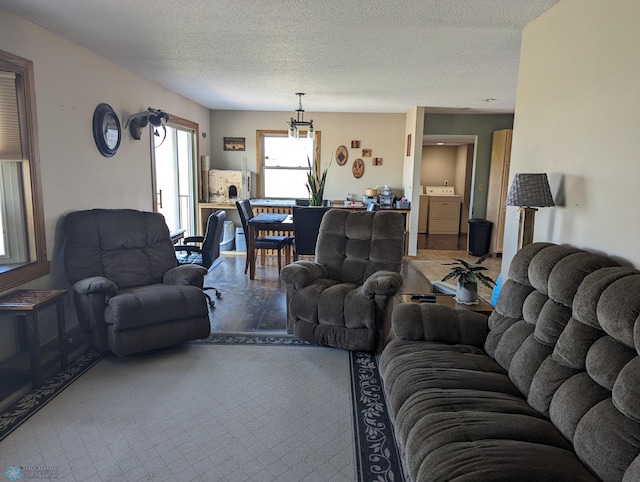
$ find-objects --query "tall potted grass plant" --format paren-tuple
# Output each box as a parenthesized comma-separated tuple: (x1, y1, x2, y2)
(306, 153, 331, 206)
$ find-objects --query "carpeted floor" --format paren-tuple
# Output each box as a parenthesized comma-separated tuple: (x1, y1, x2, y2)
(0, 335, 403, 482)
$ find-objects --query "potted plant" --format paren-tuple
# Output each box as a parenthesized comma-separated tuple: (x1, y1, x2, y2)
(441, 255, 496, 303)
(306, 152, 331, 206)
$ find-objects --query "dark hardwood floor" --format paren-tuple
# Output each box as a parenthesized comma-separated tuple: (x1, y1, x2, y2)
(205, 254, 288, 333)
(417, 233, 467, 250)
(208, 234, 467, 334)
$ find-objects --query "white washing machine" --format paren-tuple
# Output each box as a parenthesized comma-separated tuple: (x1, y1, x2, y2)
(425, 186, 461, 234)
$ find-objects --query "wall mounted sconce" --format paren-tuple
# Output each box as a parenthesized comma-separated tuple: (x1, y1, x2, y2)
(124, 107, 169, 142)
(505, 173, 555, 249)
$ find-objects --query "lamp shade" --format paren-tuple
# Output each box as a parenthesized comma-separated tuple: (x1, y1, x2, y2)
(505, 173, 555, 207)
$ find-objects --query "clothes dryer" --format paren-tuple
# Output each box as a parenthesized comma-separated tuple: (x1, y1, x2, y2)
(425, 186, 461, 234)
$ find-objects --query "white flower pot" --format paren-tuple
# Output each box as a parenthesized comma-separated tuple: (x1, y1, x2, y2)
(456, 283, 478, 303)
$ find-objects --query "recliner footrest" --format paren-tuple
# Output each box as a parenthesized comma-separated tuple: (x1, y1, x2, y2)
(105, 284, 207, 330)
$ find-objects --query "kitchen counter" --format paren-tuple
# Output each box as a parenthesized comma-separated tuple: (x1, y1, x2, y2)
(198, 200, 410, 254)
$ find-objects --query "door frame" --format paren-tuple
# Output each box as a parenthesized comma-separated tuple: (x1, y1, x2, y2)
(150, 114, 199, 229)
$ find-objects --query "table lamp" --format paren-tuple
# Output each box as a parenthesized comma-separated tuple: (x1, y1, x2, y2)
(505, 173, 555, 249)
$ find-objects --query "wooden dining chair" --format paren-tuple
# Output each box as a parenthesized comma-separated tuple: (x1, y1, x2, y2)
(235, 200, 293, 273)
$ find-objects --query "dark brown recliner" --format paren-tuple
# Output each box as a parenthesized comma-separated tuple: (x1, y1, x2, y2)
(280, 209, 405, 351)
(64, 209, 211, 357)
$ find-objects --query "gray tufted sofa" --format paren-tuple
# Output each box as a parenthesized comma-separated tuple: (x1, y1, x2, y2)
(280, 209, 404, 351)
(379, 242, 640, 481)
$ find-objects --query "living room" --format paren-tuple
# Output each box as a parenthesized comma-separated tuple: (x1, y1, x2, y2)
(1, 1, 640, 480)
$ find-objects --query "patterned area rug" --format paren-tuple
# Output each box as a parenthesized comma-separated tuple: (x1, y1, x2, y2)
(0, 348, 103, 443)
(196, 333, 405, 481)
(0, 334, 404, 482)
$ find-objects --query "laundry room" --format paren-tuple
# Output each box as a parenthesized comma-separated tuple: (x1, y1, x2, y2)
(418, 141, 474, 239)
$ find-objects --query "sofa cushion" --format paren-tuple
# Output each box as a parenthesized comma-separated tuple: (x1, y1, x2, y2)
(380, 339, 521, 419)
(405, 412, 577, 480)
(393, 388, 546, 445)
(315, 210, 404, 284)
(416, 440, 598, 482)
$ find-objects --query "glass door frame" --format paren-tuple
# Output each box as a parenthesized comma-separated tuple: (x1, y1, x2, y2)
(150, 114, 199, 235)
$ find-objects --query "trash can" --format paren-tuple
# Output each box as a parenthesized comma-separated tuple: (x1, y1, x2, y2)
(235, 227, 246, 252)
(468, 219, 493, 257)
(220, 221, 235, 251)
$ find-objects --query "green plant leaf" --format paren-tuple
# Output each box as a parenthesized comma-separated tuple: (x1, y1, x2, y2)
(441, 257, 495, 287)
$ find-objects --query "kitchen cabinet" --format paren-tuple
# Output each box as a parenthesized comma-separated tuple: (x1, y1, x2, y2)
(485, 129, 512, 256)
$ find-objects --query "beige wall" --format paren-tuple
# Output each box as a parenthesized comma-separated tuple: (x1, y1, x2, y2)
(503, 0, 640, 273)
(0, 10, 211, 359)
(209, 110, 406, 201)
(421, 146, 458, 187)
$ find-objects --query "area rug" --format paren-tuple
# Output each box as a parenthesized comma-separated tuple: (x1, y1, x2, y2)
(0, 334, 404, 481)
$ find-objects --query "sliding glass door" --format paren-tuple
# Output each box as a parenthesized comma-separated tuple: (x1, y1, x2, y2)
(153, 123, 196, 236)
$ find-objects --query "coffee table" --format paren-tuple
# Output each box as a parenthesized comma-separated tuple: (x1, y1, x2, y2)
(382, 264, 495, 349)
(398, 293, 494, 316)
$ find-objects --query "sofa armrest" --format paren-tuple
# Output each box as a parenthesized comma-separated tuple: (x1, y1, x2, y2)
(392, 302, 489, 348)
(280, 261, 328, 289)
(73, 276, 118, 295)
(362, 271, 403, 298)
(163, 264, 207, 286)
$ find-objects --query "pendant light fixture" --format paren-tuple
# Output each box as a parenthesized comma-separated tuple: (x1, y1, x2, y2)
(288, 93, 315, 140)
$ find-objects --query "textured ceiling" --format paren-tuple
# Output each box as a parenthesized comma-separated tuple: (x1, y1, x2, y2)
(0, 0, 559, 113)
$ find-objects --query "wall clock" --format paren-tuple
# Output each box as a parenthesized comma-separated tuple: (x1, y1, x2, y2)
(352, 158, 365, 179)
(93, 103, 121, 157)
(336, 145, 348, 166)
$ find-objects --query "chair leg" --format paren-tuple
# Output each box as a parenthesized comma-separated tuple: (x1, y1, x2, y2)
(204, 286, 221, 298)
(260, 249, 266, 266)
(203, 292, 215, 307)
(277, 248, 282, 271)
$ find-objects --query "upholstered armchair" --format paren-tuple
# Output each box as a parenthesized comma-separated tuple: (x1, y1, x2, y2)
(64, 209, 211, 357)
(280, 209, 405, 351)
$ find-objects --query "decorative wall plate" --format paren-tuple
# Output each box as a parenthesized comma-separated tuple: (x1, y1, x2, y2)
(336, 145, 348, 166)
(352, 158, 365, 179)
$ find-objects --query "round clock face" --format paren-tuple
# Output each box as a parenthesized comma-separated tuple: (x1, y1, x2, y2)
(352, 158, 365, 179)
(93, 103, 121, 157)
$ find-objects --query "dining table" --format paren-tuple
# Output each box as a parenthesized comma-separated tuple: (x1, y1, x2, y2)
(247, 212, 294, 280)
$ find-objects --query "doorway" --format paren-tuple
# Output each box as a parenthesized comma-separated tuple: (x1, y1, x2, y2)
(419, 135, 476, 251)
(152, 120, 198, 236)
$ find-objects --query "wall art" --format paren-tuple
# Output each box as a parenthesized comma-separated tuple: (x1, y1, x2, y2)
(224, 137, 245, 151)
(336, 145, 348, 166)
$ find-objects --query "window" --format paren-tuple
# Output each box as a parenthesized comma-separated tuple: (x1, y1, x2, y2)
(257, 130, 321, 199)
(0, 50, 49, 289)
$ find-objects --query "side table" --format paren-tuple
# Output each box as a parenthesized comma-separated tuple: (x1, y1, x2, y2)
(0, 289, 68, 388)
